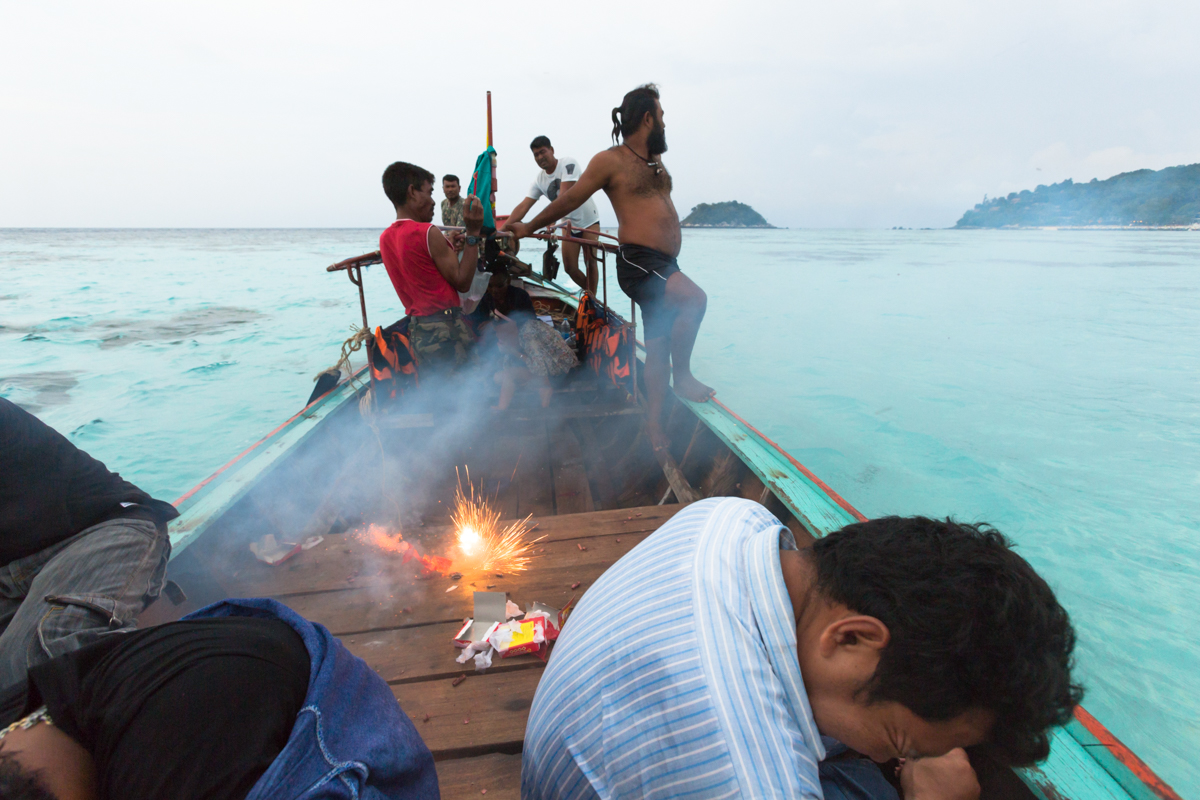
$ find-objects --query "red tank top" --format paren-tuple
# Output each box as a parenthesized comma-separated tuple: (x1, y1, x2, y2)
(379, 220, 461, 317)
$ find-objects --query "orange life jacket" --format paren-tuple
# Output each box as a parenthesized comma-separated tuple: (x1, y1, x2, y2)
(572, 293, 632, 387)
(368, 317, 418, 401)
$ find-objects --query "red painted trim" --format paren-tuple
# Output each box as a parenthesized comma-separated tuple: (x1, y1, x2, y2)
(711, 398, 869, 523)
(1073, 707, 1182, 800)
(172, 369, 365, 506)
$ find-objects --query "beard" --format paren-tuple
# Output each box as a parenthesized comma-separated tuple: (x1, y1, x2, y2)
(647, 122, 668, 156)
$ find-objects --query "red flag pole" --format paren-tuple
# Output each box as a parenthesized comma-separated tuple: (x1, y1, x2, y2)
(486, 91, 497, 213)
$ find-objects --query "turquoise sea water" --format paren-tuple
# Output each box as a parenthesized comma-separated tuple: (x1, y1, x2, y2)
(2, 228, 1198, 795)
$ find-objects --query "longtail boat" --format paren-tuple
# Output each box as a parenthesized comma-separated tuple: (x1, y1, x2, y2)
(144, 98, 1179, 800)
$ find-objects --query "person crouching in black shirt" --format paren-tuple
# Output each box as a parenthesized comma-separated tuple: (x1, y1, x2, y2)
(0, 599, 437, 800)
(0, 399, 177, 689)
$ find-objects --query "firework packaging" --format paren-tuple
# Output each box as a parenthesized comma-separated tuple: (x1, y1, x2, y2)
(454, 592, 509, 646)
(524, 596, 576, 641)
(487, 616, 546, 658)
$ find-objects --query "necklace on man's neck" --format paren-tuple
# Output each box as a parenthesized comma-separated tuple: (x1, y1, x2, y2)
(624, 143, 663, 175)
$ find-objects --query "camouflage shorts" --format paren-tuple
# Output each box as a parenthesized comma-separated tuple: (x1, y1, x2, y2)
(409, 309, 474, 372)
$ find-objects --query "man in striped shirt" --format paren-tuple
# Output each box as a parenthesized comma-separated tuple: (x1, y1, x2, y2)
(523, 498, 1080, 799)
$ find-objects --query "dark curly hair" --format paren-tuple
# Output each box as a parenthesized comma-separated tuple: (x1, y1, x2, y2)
(810, 516, 1083, 766)
(0, 750, 57, 800)
(611, 84, 660, 144)
(382, 161, 434, 209)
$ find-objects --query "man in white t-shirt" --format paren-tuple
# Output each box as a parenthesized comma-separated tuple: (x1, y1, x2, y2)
(500, 136, 601, 293)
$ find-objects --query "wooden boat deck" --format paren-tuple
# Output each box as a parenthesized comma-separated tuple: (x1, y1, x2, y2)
(230, 504, 679, 799)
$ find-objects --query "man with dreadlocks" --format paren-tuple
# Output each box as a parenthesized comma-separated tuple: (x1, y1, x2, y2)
(506, 85, 712, 451)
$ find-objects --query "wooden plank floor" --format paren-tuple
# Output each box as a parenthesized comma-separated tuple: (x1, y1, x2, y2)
(233, 503, 681, 799)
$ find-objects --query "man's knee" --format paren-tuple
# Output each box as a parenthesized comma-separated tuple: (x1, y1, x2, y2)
(666, 274, 706, 308)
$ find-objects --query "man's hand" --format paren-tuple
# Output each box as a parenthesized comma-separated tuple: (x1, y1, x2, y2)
(899, 749, 980, 800)
(464, 195, 484, 235)
(506, 221, 530, 240)
(445, 230, 466, 253)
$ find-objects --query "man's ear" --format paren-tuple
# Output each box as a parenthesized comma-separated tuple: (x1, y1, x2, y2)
(818, 615, 890, 657)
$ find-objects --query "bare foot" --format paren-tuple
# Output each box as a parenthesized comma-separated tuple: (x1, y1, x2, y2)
(648, 422, 671, 454)
(673, 373, 715, 403)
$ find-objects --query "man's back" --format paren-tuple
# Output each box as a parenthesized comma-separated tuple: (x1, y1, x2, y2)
(379, 220, 461, 317)
(0, 398, 172, 564)
(522, 498, 826, 799)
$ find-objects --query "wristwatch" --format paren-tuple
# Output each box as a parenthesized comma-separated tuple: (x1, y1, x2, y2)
(465, 235, 482, 246)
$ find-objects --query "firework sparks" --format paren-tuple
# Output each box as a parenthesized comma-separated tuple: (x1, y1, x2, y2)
(453, 471, 542, 573)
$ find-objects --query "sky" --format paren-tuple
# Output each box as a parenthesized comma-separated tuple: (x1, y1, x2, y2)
(2, 0, 1199, 229)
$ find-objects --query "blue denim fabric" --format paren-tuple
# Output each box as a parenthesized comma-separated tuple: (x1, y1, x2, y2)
(185, 598, 438, 800)
(820, 737, 900, 800)
(0, 517, 169, 688)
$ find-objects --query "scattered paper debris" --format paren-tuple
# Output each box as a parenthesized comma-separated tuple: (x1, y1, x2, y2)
(463, 718, 470, 725)
(301, 535, 324, 550)
(249, 534, 301, 566)
(452, 591, 576, 669)
(577, 543, 587, 551)
(615, 539, 621, 543)
(452, 675, 466, 687)
(473, 647, 493, 670)
(445, 585, 458, 593)
(571, 582, 581, 589)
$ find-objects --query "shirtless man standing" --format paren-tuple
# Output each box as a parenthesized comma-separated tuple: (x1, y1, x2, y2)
(506, 85, 712, 450)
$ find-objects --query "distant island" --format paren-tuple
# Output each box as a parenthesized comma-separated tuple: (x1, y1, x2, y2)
(681, 201, 773, 228)
(955, 163, 1200, 228)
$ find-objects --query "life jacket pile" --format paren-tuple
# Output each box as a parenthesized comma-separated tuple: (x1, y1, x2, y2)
(572, 293, 632, 389)
(368, 317, 418, 401)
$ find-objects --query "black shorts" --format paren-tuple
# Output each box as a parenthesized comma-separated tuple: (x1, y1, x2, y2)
(616, 244, 681, 340)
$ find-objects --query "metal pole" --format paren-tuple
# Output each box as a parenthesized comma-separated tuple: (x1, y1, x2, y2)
(630, 297, 638, 405)
(601, 247, 607, 310)
(348, 266, 368, 330)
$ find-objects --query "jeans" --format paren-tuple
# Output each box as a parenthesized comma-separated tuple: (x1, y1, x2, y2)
(820, 739, 901, 800)
(0, 517, 170, 688)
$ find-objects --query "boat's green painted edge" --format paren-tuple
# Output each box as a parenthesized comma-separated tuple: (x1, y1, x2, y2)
(678, 396, 1162, 800)
(166, 368, 367, 558)
(683, 398, 859, 533)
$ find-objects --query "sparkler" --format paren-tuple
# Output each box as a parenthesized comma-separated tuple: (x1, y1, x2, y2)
(453, 468, 542, 572)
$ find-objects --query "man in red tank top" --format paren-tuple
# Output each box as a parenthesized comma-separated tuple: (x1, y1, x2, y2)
(380, 161, 485, 372)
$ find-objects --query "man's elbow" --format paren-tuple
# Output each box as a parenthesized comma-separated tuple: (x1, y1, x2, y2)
(456, 275, 473, 293)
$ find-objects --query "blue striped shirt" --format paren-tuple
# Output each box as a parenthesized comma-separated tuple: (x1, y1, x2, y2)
(523, 498, 826, 799)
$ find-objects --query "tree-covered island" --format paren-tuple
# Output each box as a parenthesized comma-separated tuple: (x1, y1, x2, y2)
(955, 163, 1200, 228)
(681, 201, 774, 228)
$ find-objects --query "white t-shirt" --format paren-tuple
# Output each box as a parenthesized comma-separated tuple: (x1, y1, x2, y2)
(526, 156, 600, 228)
